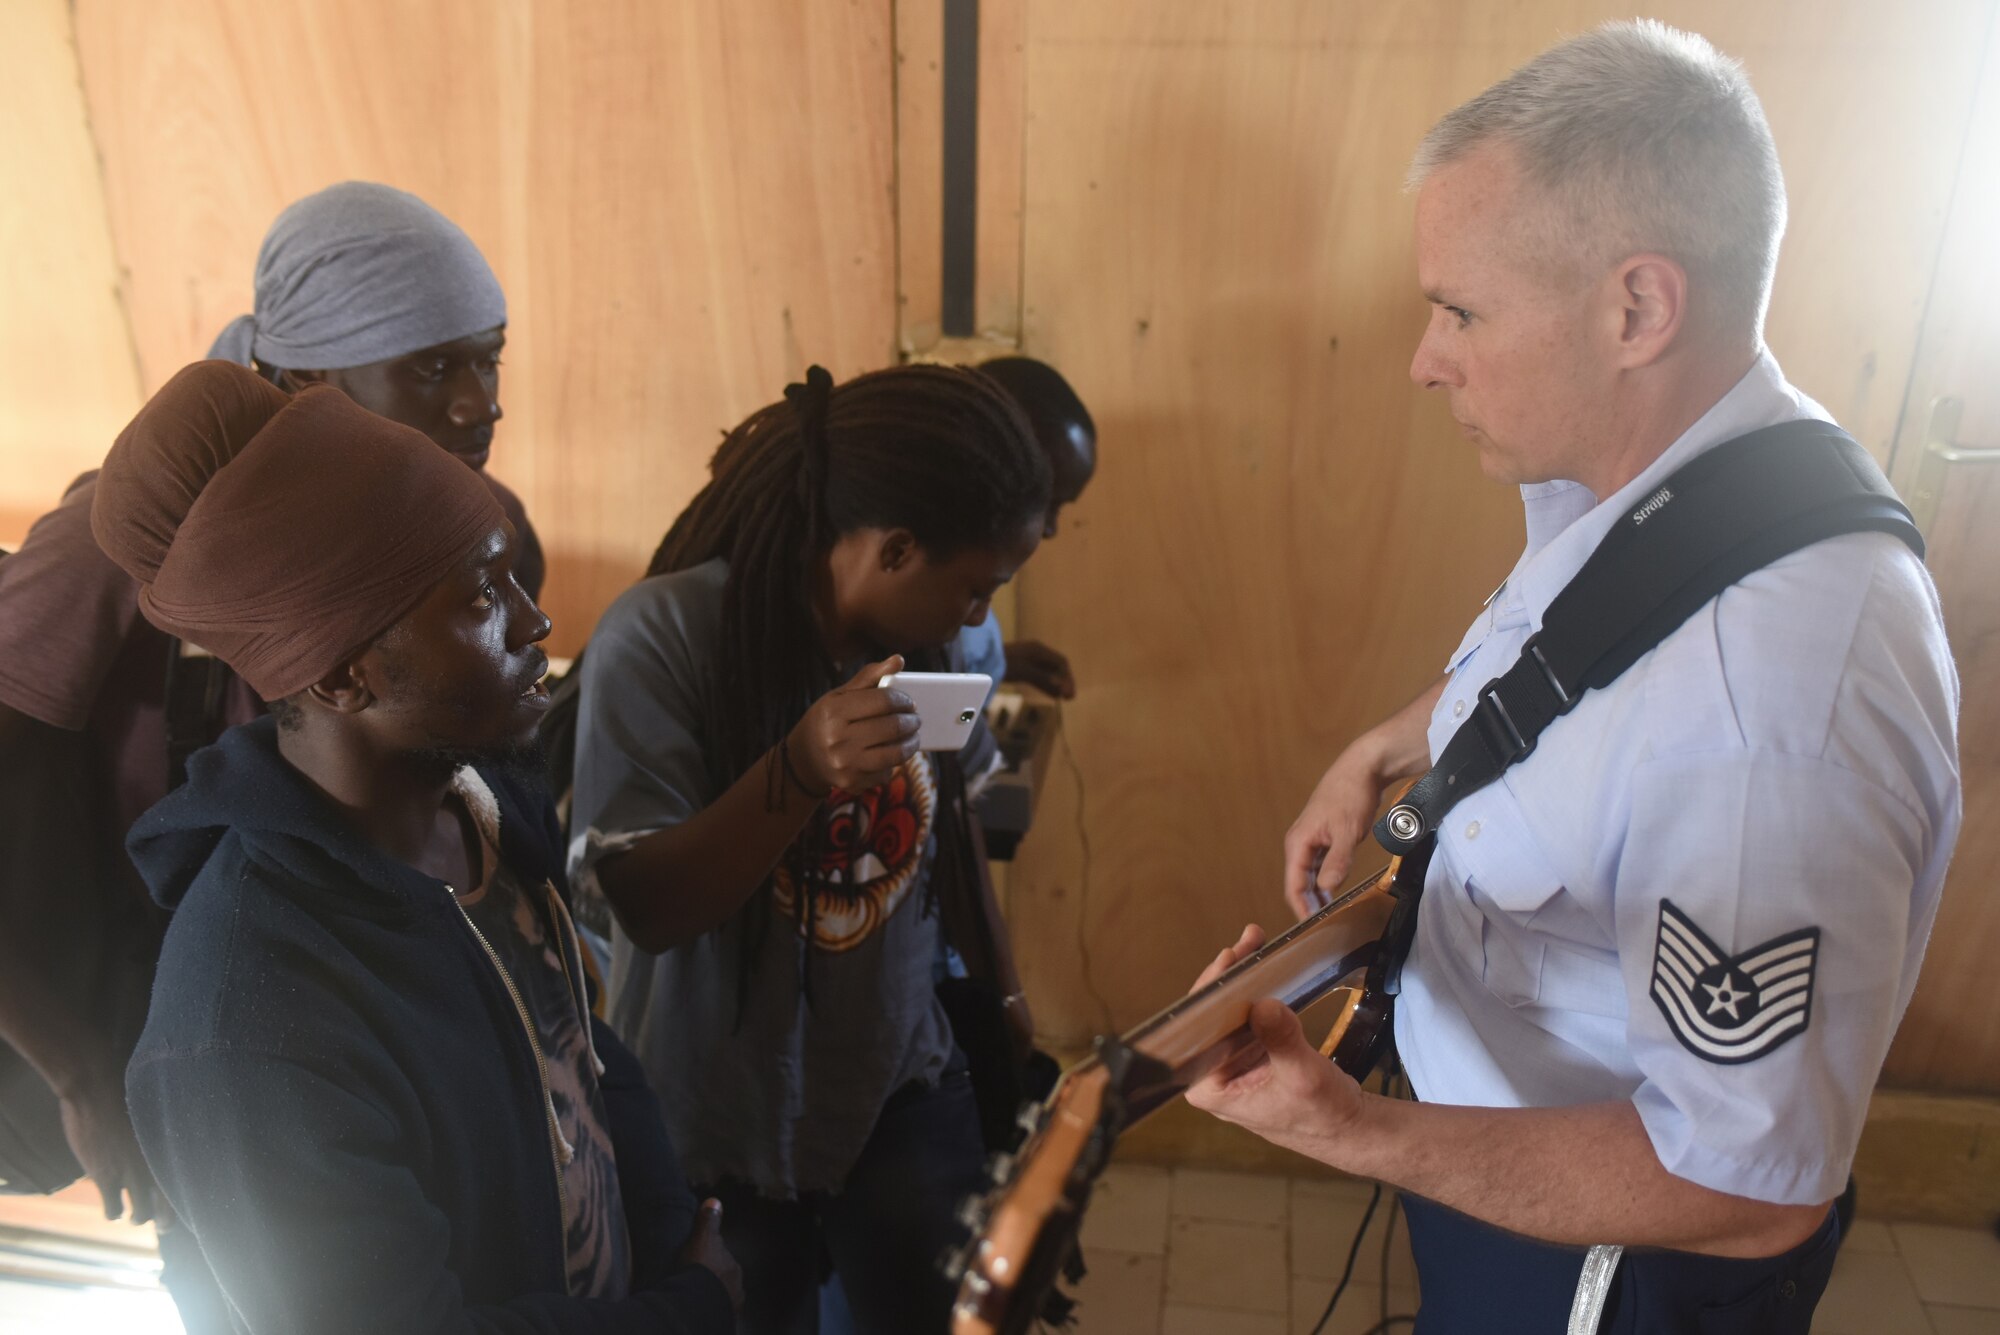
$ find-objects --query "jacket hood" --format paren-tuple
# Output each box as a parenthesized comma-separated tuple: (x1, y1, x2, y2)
(127, 715, 563, 915)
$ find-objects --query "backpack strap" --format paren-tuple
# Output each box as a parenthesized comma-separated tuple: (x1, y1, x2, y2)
(1375, 420, 1922, 857)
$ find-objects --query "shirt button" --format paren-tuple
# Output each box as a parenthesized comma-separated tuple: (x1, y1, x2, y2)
(1465, 821, 1480, 840)
(1778, 1279, 1797, 1300)
(1453, 699, 1466, 718)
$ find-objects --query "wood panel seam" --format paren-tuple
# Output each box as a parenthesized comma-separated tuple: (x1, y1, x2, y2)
(892, 0, 916, 359)
(60, 0, 145, 407)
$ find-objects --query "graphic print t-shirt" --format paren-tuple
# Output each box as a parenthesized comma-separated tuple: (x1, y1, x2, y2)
(451, 772, 630, 1298)
(567, 558, 1000, 1196)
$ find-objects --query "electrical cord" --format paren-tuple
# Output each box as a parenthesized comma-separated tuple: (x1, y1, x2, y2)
(1380, 1188, 1403, 1328)
(1308, 1180, 1384, 1335)
(1309, 1056, 1420, 1335)
(1055, 701, 1116, 1029)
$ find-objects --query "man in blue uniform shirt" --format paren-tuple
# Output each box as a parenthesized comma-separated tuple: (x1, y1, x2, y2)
(1189, 20, 1959, 1334)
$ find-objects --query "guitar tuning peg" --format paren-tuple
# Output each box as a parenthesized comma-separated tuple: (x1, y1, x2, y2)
(985, 1150, 1016, 1182)
(1016, 1103, 1043, 1134)
(956, 1192, 988, 1231)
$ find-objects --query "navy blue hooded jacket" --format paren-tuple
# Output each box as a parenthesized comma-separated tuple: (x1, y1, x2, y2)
(124, 717, 734, 1334)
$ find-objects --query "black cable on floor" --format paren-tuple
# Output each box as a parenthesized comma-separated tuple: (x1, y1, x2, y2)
(1309, 1055, 1423, 1335)
(1307, 1180, 1383, 1335)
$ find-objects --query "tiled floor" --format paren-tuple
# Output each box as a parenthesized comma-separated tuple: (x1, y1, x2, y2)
(4, 1171, 1998, 1332)
(1067, 1164, 2000, 1335)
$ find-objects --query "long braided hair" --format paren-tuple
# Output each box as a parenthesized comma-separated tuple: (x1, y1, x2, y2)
(649, 362, 1051, 999)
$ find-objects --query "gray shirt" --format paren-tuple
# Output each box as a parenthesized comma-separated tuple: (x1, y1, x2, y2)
(568, 559, 1002, 1196)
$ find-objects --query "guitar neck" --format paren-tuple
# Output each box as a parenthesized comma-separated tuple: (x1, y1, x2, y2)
(947, 853, 1424, 1335)
(1089, 864, 1401, 1120)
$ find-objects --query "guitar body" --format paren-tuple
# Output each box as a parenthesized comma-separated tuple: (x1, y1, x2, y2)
(949, 841, 1434, 1334)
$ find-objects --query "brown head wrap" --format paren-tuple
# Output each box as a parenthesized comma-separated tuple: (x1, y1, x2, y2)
(91, 360, 507, 700)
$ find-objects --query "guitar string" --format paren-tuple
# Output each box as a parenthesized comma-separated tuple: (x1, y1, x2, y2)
(1032, 730, 1416, 1332)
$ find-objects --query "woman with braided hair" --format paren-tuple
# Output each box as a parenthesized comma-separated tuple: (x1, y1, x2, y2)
(568, 362, 1052, 1333)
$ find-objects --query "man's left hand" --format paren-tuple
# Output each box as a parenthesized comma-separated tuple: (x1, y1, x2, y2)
(1002, 640, 1077, 699)
(1183, 925, 1366, 1165)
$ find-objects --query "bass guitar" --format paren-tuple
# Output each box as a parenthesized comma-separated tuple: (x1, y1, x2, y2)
(947, 839, 1433, 1334)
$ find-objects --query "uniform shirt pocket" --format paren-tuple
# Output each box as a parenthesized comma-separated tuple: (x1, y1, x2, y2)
(1450, 784, 1567, 1009)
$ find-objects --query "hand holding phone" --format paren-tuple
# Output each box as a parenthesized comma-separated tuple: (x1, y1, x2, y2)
(786, 657, 922, 794)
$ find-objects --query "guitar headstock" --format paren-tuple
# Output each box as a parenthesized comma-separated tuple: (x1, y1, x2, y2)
(946, 1057, 1127, 1334)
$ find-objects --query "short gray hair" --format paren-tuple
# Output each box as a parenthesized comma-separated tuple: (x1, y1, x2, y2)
(1409, 20, 1786, 337)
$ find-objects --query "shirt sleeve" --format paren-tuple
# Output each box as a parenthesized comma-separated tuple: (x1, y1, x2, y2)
(1613, 748, 1932, 1205)
(958, 610, 1008, 692)
(565, 581, 717, 898)
(0, 474, 143, 729)
(952, 615, 1008, 783)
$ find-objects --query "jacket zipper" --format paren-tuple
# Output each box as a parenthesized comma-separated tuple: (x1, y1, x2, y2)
(446, 885, 572, 1289)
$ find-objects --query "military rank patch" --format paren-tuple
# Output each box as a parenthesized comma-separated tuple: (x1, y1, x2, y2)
(1649, 900, 1820, 1065)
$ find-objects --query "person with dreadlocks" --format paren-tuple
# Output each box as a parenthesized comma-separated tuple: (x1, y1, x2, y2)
(967, 355, 1098, 703)
(567, 363, 1053, 1334)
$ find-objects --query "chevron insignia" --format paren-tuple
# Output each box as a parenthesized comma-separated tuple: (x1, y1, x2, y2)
(1649, 900, 1820, 1065)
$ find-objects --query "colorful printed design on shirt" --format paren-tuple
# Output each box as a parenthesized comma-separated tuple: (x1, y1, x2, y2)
(772, 752, 936, 953)
(1649, 899, 1820, 1065)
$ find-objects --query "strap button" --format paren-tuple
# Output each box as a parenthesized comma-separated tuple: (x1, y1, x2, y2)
(1386, 805, 1425, 843)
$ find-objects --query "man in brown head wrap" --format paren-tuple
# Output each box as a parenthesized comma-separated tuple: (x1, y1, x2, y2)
(91, 361, 738, 1334)
(92, 362, 508, 704)
(0, 184, 542, 1249)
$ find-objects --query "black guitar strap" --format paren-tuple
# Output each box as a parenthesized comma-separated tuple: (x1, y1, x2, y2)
(1372, 419, 1923, 867)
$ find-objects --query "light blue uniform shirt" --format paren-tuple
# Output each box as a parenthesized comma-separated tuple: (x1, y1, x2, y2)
(1396, 354, 1961, 1206)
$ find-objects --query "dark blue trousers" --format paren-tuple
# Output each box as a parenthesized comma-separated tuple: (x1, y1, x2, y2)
(1401, 1194, 1840, 1334)
(707, 1062, 986, 1335)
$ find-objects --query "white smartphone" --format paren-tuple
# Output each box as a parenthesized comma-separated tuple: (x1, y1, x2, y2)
(879, 671, 993, 752)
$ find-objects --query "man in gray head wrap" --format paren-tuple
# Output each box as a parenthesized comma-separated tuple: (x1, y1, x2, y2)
(208, 181, 543, 598)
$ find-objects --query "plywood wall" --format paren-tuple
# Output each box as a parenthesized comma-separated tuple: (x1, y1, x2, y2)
(1000, 0, 2000, 1087)
(68, 0, 899, 655)
(1880, 8, 2000, 1092)
(6, 0, 1993, 1095)
(0, 0, 143, 544)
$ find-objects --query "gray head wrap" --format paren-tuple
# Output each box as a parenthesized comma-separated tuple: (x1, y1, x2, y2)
(207, 182, 507, 371)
